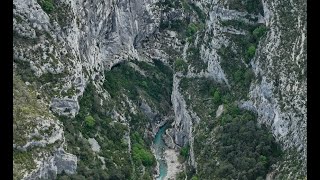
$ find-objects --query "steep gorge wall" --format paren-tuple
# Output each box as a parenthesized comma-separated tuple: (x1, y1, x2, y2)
(13, 0, 162, 179)
(245, 0, 307, 178)
(164, 0, 306, 178)
(14, 0, 160, 116)
(13, 0, 306, 179)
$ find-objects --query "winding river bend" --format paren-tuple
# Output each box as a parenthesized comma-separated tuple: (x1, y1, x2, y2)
(154, 124, 169, 180)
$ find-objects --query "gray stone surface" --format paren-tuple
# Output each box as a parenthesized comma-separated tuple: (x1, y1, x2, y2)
(26, 148, 77, 180)
(13, 0, 306, 178)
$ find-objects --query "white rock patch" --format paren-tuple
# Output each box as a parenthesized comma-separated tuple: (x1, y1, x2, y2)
(216, 104, 224, 118)
(88, 138, 101, 152)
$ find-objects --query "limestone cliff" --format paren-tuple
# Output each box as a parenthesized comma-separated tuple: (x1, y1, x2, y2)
(13, 0, 306, 179)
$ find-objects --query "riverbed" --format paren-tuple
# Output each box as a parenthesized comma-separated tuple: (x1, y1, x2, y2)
(153, 124, 168, 180)
(153, 123, 183, 180)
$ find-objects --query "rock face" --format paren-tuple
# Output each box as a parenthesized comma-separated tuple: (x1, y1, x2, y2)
(176, 0, 305, 178)
(171, 73, 192, 147)
(236, 0, 307, 178)
(88, 138, 101, 152)
(13, 0, 306, 179)
(13, 0, 162, 177)
(27, 149, 77, 180)
(248, 0, 307, 177)
(50, 98, 80, 117)
(13, 0, 161, 116)
(13, 68, 78, 179)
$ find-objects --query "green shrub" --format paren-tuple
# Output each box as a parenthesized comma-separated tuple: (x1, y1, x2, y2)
(180, 145, 190, 158)
(85, 115, 95, 127)
(233, 70, 243, 83)
(38, 0, 54, 13)
(186, 23, 198, 37)
(191, 175, 199, 180)
(213, 90, 221, 104)
(141, 81, 148, 88)
(253, 26, 268, 39)
(132, 144, 156, 167)
(246, 45, 256, 59)
(174, 58, 188, 72)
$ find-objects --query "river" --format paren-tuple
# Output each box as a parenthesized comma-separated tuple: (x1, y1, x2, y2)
(153, 123, 169, 180)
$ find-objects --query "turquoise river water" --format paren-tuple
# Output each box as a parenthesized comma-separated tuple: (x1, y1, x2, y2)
(153, 124, 169, 180)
